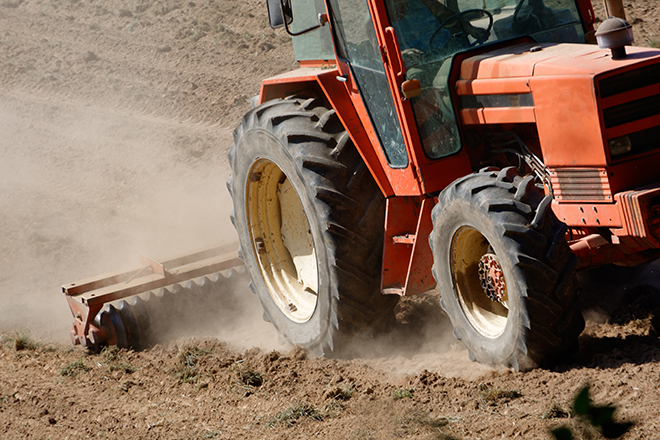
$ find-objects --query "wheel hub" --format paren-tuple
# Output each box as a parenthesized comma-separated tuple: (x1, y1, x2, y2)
(478, 253, 506, 303)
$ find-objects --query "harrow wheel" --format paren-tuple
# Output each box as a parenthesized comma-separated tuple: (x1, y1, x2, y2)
(228, 96, 397, 356)
(430, 167, 584, 371)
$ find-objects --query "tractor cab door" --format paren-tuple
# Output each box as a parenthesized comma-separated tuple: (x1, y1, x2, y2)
(327, 0, 473, 196)
(327, 0, 423, 196)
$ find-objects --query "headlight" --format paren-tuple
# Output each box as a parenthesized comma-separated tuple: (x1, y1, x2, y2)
(608, 136, 632, 158)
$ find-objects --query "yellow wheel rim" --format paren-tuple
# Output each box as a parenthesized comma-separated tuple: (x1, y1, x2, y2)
(450, 226, 508, 338)
(246, 159, 318, 323)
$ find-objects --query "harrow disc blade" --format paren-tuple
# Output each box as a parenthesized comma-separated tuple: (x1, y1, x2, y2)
(93, 267, 249, 350)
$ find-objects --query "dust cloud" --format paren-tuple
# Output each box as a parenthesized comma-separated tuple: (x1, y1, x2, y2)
(0, 90, 282, 351)
(340, 291, 496, 379)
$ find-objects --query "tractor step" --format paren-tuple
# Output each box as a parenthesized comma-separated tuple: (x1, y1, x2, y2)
(63, 243, 244, 349)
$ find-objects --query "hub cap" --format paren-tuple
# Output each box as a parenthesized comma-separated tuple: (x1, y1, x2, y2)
(478, 253, 508, 305)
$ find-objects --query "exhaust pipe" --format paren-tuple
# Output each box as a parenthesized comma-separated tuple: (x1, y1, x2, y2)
(603, 0, 626, 20)
(597, 0, 634, 60)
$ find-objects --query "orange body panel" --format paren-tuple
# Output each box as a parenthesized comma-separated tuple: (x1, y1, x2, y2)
(259, 67, 327, 103)
(461, 107, 536, 125)
(455, 41, 660, 259)
(532, 75, 606, 167)
(552, 201, 621, 228)
(456, 77, 531, 95)
(381, 197, 436, 296)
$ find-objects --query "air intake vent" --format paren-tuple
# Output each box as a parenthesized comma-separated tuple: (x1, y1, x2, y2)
(550, 168, 612, 201)
(603, 93, 660, 128)
(599, 63, 660, 99)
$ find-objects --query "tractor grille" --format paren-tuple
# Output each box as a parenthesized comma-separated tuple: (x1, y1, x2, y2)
(602, 93, 660, 129)
(599, 63, 660, 99)
(550, 168, 612, 201)
(598, 62, 660, 161)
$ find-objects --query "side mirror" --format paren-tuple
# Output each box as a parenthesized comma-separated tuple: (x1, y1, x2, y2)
(267, 0, 293, 29)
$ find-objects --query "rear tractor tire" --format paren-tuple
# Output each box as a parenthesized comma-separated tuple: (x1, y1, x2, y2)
(430, 167, 584, 371)
(228, 96, 397, 356)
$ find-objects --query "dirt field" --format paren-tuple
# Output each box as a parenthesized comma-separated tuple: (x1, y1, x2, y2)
(2, 0, 660, 438)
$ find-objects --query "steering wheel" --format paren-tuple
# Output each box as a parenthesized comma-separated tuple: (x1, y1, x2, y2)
(512, 0, 555, 33)
(429, 9, 493, 53)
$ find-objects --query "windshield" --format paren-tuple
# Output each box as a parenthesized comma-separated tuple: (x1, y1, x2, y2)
(385, 0, 584, 159)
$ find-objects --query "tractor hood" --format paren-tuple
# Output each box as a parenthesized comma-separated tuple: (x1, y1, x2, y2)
(460, 42, 660, 80)
(457, 42, 660, 171)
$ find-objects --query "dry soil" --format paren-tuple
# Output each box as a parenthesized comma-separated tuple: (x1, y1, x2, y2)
(2, 0, 660, 439)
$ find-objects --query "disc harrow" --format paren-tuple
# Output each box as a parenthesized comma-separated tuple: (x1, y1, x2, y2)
(63, 244, 245, 350)
(92, 270, 248, 349)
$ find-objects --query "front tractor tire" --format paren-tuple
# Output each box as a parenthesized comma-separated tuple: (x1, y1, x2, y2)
(430, 167, 584, 371)
(228, 97, 397, 356)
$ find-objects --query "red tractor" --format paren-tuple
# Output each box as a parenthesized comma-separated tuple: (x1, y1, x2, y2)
(65, 0, 660, 371)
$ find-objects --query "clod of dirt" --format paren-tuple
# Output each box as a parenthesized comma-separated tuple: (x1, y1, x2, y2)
(289, 345, 308, 361)
(83, 51, 99, 62)
(236, 368, 263, 387)
(542, 402, 571, 419)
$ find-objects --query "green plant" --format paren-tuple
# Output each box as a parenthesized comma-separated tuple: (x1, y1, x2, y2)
(267, 402, 323, 427)
(12, 332, 39, 351)
(60, 357, 91, 377)
(102, 345, 120, 362)
(190, 28, 206, 42)
(476, 382, 522, 403)
(174, 345, 211, 384)
(324, 382, 354, 401)
(550, 385, 633, 440)
(229, 360, 264, 392)
(392, 388, 415, 400)
(0, 393, 16, 404)
(101, 345, 136, 373)
(108, 362, 137, 374)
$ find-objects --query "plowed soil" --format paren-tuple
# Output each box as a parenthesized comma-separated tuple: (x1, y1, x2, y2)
(2, 1, 660, 439)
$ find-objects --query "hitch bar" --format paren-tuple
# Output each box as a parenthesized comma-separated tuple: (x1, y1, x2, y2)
(63, 243, 243, 348)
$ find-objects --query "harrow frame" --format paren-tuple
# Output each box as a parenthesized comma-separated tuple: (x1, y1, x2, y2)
(63, 243, 243, 348)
